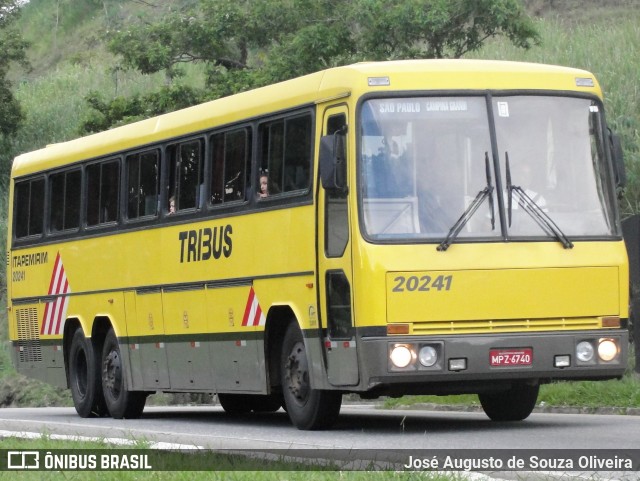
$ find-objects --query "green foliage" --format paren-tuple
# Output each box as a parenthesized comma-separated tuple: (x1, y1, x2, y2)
(0, 0, 29, 137)
(538, 376, 640, 409)
(469, 9, 640, 215)
(383, 374, 640, 411)
(0, 372, 72, 408)
(350, 0, 539, 60)
(0, 78, 23, 135)
(82, 84, 204, 133)
(85, 0, 539, 131)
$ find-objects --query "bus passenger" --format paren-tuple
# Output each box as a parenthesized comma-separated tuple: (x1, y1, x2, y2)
(257, 171, 279, 199)
(258, 174, 269, 198)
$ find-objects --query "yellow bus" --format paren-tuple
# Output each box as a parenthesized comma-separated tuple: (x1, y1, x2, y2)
(7, 60, 629, 430)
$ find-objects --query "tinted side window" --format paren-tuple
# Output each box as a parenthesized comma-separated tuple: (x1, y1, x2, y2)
(168, 140, 203, 213)
(210, 128, 251, 205)
(259, 114, 312, 197)
(50, 169, 81, 232)
(126, 150, 159, 219)
(87, 160, 120, 226)
(14, 178, 45, 238)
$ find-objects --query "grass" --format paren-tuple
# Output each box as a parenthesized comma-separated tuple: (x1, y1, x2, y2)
(383, 374, 640, 411)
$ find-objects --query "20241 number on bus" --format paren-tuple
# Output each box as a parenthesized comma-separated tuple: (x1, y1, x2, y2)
(392, 275, 453, 292)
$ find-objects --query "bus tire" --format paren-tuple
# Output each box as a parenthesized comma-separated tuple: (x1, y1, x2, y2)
(101, 328, 146, 419)
(479, 383, 539, 421)
(68, 328, 106, 418)
(280, 324, 342, 430)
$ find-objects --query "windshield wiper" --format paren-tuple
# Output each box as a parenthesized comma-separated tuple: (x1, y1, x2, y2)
(437, 153, 495, 252)
(506, 153, 573, 249)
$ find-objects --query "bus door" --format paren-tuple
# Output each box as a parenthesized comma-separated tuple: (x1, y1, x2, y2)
(317, 105, 359, 386)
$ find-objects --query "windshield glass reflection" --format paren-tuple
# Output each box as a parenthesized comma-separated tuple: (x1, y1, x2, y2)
(359, 96, 616, 244)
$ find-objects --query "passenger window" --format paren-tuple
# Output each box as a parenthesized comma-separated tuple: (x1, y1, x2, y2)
(86, 160, 120, 226)
(126, 150, 159, 219)
(14, 177, 45, 238)
(50, 169, 81, 232)
(210, 128, 251, 205)
(259, 114, 312, 197)
(168, 140, 203, 213)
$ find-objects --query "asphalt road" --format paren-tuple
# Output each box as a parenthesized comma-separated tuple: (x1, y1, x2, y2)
(1, 404, 640, 449)
(1, 405, 639, 478)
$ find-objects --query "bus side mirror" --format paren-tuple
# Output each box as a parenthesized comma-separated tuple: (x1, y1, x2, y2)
(320, 130, 348, 193)
(609, 130, 626, 193)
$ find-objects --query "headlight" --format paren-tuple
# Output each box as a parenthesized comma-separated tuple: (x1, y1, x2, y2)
(576, 341, 594, 363)
(390, 344, 414, 368)
(418, 346, 438, 367)
(598, 339, 619, 362)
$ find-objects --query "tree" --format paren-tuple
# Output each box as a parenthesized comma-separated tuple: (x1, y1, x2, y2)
(0, 0, 29, 138)
(82, 0, 539, 132)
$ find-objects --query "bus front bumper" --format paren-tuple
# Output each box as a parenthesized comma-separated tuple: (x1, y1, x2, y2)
(356, 330, 629, 395)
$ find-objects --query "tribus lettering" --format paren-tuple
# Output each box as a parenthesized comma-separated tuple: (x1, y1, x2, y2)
(178, 225, 232, 263)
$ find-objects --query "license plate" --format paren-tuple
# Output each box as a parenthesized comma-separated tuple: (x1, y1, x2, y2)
(490, 348, 533, 367)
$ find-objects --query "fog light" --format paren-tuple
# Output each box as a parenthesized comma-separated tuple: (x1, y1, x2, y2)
(554, 355, 571, 368)
(390, 345, 414, 368)
(598, 339, 619, 362)
(576, 341, 594, 363)
(449, 358, 467, 371)
(419, 346, 438, 367)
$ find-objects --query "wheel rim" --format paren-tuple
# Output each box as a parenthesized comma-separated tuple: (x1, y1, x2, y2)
(103, 348, 122, 400)
(285, 340, 310, 405)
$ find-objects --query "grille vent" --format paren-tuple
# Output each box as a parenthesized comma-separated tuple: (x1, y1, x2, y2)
(16, 307, 42, 363)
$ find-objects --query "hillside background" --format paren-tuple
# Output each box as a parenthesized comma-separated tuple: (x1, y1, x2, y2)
(1, 0, 639, 406)
(6, 0, 640, 209)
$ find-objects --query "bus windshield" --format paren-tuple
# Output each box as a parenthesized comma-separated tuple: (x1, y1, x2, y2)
(359, 95, 617, 243)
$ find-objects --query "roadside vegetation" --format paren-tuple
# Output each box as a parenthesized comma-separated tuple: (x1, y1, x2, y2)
(385, 373, 640, 411)
(0, 0, 639, 412)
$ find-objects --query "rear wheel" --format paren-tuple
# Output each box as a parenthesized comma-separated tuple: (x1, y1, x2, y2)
(68, 328, 106, 417)
(280, 324, 341, 430)
(101, 328, 146, 419)
(479, 383, 539, 421)
(68, 328, 106, 418)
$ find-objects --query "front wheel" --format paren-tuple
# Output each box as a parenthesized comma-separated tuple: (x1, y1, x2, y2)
(101, 328, 147, 419)
(280, 324, 341, 430)
(479, 383, 539, 421)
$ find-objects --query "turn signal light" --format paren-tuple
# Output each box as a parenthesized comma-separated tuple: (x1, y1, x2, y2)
(601, 317, 620, 328)
(387, 324, 410, 335)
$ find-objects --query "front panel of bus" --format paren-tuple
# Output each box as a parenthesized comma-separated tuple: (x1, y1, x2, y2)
(351, 92, 628, 395)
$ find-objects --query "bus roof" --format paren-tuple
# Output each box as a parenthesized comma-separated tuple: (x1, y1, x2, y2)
(12, 59, 601, 178)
